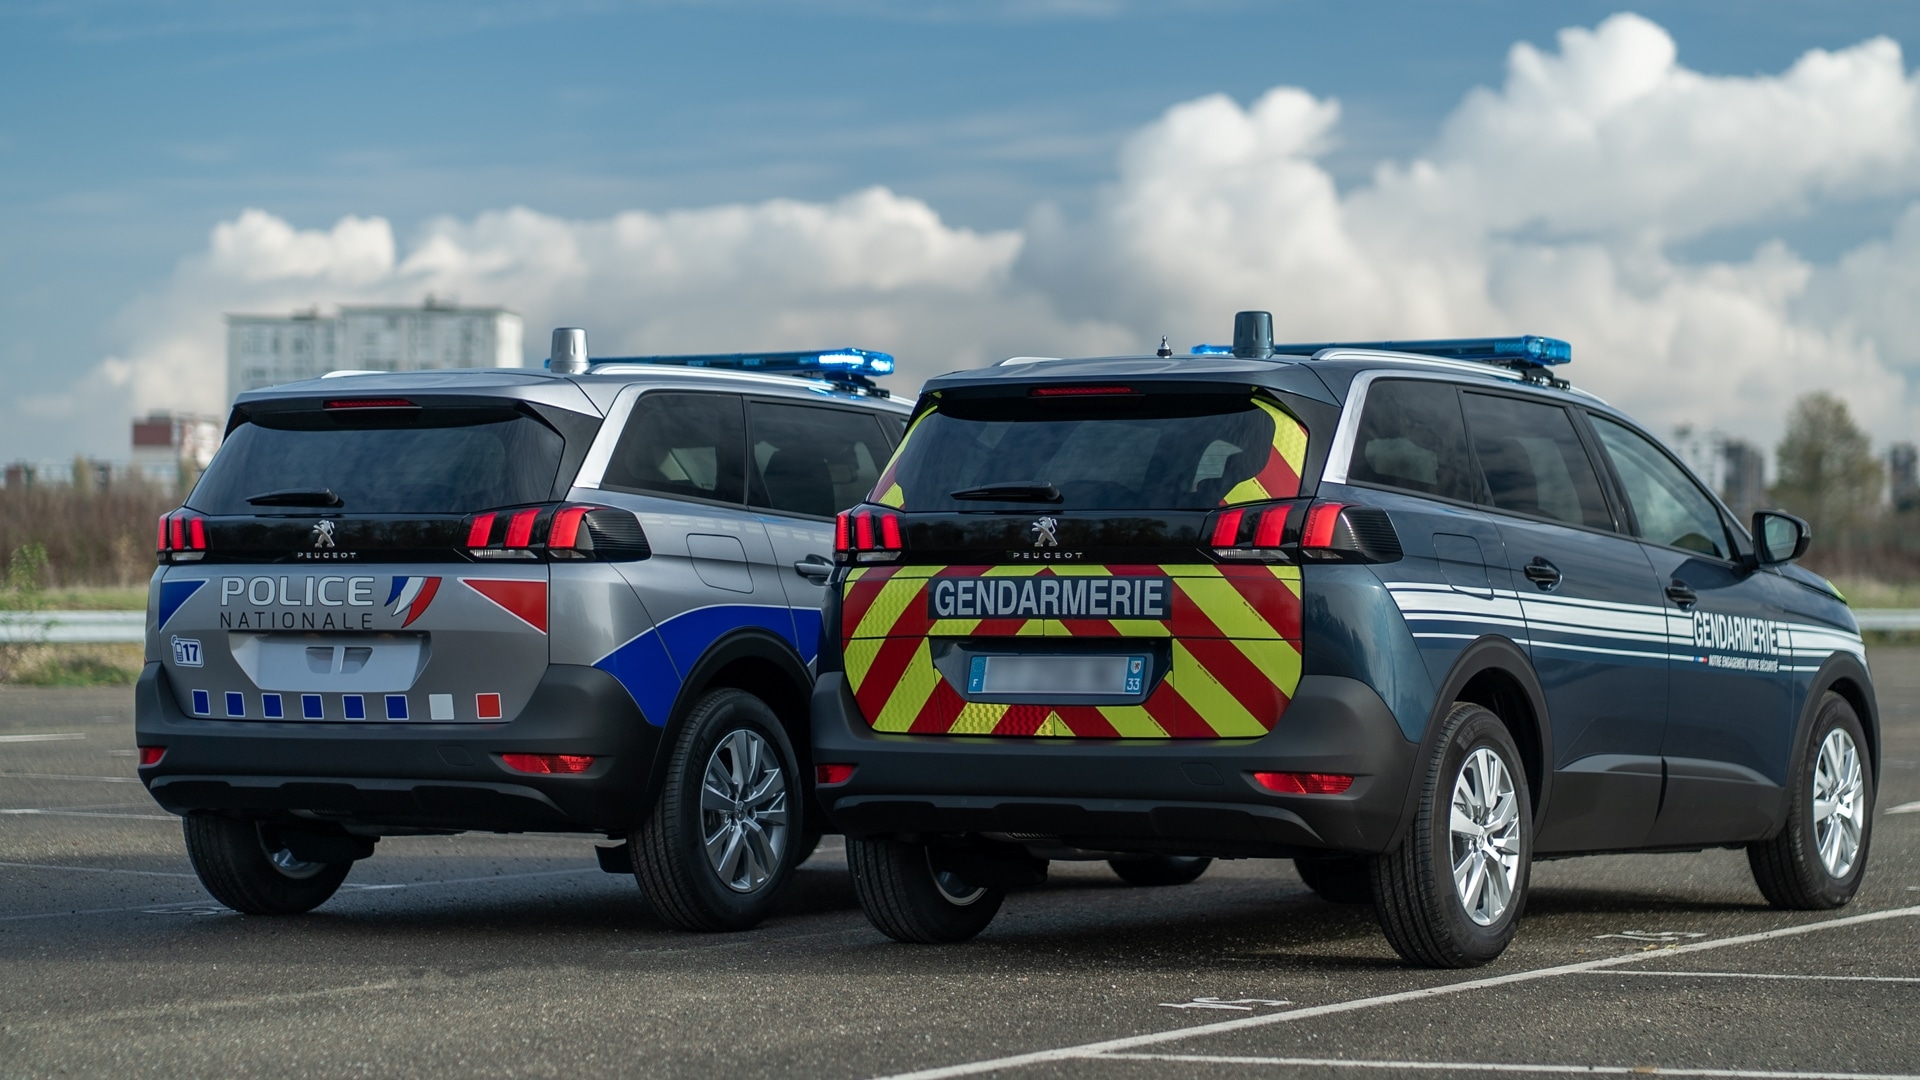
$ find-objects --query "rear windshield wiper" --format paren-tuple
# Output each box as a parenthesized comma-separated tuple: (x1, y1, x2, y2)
(949, 480, 1061, 503)
(246, 488, 344, 508)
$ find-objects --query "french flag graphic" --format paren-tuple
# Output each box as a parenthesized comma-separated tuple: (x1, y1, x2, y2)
(386, 576, 442, 627)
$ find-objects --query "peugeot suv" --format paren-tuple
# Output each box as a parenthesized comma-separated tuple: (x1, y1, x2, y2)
(811, 312, 1878, 966)
(137, 333, 909, 930)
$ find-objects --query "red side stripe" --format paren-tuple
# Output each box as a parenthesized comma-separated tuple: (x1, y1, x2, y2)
(461, 578, 548, 634)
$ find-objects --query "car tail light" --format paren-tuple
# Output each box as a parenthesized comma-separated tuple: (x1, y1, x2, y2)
(1253, 771, 1354, 795)
(1206, 500, 1401, 564)
(501, 753, 595, 775)
(835, 507, 903, 564)
(1029, 385, 1137, 397)
(137, 746, 166, 766)
(157, 510, 208, 562)
(324, 398, 417, 409)
(462, 504, 649, 562)
(816, 763, 856, 785)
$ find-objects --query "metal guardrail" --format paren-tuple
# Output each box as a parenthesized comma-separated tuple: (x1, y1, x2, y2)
(3, 608, 1918, 646)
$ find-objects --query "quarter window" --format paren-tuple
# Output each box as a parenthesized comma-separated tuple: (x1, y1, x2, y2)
(602, 392, 747, 504)
(1347, 379, 1476, 502)
(1460, 393, 1613, 530)
(1589, 415, 1731, 559)
(748, 401, 891, 519)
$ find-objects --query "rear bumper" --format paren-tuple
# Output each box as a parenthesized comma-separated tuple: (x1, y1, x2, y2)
(135, 662, 660, 834)
(810, 672, 1417, 858)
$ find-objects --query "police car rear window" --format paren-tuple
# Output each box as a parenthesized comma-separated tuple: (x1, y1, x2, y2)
(189, 406, 566, 515)
(879, 393, 1301, 511)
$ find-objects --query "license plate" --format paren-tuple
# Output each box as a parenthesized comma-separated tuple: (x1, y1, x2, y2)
(966, 654, 1147, 697)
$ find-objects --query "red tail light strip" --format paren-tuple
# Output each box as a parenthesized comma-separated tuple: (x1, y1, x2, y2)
(1253, 771, 1354, 795)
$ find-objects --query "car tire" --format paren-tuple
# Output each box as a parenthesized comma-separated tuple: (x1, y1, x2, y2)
(847, 838, 1005, 943)
(182, 815, 351, 915)
(1295, 855, 1373, 905)
(1748, 693, 1873, 910)
(1372, 701, 1531, 968)
(1108, 856, 1211, 886)
(633, 688, 802, 932)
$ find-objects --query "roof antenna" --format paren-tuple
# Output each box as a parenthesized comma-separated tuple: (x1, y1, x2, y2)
(1156, 335, 1173, 358)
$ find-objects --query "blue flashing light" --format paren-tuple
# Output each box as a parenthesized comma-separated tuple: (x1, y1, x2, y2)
(588, 347, 895, 380)
(1189, 344, 1235, 356)
(1270, 334, 1572, 366)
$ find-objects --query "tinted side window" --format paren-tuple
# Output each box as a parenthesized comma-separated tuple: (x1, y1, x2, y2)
(1589, 415, 1731, 559)
(602, 392, 746, 504)
(1460, 393, 1613, 530)
(1347, 379, 1476, 502)
(748, 402, 890, 519)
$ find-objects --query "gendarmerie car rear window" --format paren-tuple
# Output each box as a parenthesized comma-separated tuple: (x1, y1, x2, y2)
(884, 393, 1292, 511)
(189, 405, 566, 515)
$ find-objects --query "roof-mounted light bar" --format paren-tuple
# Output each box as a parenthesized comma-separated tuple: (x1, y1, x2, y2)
(1272, 334, 1572, 367)
(543, 327, 894, 391)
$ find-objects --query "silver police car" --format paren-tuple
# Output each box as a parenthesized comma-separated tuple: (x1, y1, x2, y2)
(137, 330, 909, 930)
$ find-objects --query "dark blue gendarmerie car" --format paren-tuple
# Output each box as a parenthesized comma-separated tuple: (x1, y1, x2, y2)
(810, 311, 1878, 967)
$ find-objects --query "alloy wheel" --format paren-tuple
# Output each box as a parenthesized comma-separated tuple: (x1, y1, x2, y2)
(1448, 747, 1522, 926)
(1812, 728, 1865, 879)
(700, 729, 790, 893)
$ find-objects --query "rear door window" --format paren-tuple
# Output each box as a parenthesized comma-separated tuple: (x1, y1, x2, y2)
(1347, 379, 1476, 502)
(1460, 392, 1614, 530)
(602, 392, 747, 504)
(879, 392, 1307, 511)
(190, 406, 565, 515)
(748, 401, 892, 519)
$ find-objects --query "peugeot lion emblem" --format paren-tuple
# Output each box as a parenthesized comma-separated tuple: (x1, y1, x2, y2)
(311, 520, 337, 549)
(1030, 516, 1060, 548)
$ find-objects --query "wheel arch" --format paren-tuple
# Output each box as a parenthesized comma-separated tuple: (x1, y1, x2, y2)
(1797, 652, 1880, 790)
(643, 628, 816, 809)
(1390, 636, 1554, 849)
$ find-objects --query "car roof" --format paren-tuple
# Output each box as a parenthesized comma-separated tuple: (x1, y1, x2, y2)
(233, 365, 913, 417)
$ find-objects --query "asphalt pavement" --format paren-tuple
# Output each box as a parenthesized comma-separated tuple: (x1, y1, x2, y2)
(3, 652, 1917, 1079)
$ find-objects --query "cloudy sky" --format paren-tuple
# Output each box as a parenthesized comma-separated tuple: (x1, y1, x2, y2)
(5, 1, 1920, 467)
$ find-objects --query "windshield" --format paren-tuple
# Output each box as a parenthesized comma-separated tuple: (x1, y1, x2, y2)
(876, 393, 1306, 511)
(190, 406, 567, 515)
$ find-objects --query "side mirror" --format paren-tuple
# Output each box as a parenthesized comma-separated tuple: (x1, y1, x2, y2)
(1752, 510, 1810, 566)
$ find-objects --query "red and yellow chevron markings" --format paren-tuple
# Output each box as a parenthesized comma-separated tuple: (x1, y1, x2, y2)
(1221, 399, 1309, 505)
(842, 563, 1301, 739)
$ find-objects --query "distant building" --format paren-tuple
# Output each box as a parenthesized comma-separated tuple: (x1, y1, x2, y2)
(1672, 425, 1767, 520)
(225, 296, 523, 398)
(1891, 442, 1919, 513)
(132, 412, 223, 487)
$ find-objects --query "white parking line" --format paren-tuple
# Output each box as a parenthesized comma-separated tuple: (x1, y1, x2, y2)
(0, 732, 87, 743)
(866, 905, 1920, 1080)
(0, 860, 195, 878)
(1087, 1053, 1920, 1080)
(0, 773, 140, 784)
(1887, 801, 1920, 815)
(1600, 970, 1920, 985)
(0, 808, 174, 821)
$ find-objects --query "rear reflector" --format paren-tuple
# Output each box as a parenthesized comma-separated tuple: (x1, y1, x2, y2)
(1253, 771, 1354, 795)
(816, 763, 856, 785)
(137, 746, 166, 767)
(500, 753, 594, 775)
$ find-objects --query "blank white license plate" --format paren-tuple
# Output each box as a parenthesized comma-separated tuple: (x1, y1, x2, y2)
(966, 654, 1147, 697)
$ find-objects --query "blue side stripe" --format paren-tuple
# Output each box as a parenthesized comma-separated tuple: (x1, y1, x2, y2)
(157, 579, 206, 629)
(593, 604, 803, 727)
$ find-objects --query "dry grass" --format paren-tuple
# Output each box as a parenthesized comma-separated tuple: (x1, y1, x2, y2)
(0, 485, 175, 589)
(0, 643, 144, 686)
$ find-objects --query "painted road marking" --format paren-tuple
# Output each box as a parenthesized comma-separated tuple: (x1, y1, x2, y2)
(0, 808, 174, 821)
(0, 732, 86, 743)
(1594, 930, 1709, 943)
(1159, 998, 1292, 1011)
(1087, 1054, 1920, 1079)
(0, 773, 140, 784)
(865, 904, 1920, 1080)
(0, 861, 195, 878)
(1887, 800, 1920, 815)
(1598, 970, 1920, 985)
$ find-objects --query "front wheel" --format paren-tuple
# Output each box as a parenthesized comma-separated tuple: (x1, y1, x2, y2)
(1109, 856, 1211, 886)
(847, 838, 1005, 943)
(632, 689, 802, 932)
(1372, 702, 1531, 968)
(182, 816, 351, 915)
(1748, 693, 1873, 909)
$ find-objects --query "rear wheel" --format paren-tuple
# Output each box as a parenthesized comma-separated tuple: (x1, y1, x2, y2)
(1372, 702, 1531, 968)
(847, 838, 1005, 943)
(633, 689, 802, 932)
(1749, 693, 1873, 909)
(1108, 856, 1211, 886)
(1295, 855, 1373, 905)
(182, 816, 351, 915)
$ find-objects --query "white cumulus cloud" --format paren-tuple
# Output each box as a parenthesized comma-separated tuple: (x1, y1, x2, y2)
(68, 11, 1920, 461)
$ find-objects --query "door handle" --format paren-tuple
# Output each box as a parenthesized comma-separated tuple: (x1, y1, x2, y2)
(1665, 579, 1698, 608)
(792, 555, 834, 582)
(1522, 558, 1561, 591)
